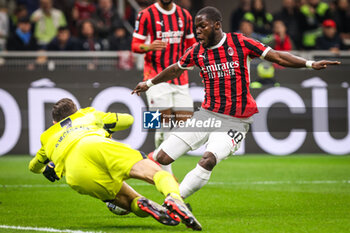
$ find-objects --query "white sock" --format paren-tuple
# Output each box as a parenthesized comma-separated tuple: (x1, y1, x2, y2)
(179, 164, 212, 199)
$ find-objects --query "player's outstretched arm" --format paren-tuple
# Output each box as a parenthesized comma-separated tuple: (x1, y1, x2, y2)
(132, 63, 185, 96)
(29, 147, 49, 173)
(264, 49, 341, 70)
(113, 113, 134, 131)
(99, 112, 134, 132)
(29, 146, 60, 182)
(29, 156, 48, 174)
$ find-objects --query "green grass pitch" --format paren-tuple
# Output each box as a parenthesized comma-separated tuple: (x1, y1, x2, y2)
(1, 155, 350, 233)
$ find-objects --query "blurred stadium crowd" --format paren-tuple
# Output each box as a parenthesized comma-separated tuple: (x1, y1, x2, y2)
(0, 0, 349, 52)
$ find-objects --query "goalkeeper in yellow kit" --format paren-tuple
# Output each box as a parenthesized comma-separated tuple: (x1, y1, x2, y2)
(29, 98, 201, 231)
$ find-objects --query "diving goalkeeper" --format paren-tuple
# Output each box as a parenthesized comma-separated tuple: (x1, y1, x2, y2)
(28, 98, 201, 231)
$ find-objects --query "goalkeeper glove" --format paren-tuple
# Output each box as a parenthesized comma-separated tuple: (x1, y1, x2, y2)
(43, 162, 60, 182)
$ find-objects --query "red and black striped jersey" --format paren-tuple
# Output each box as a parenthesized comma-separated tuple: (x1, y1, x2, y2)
(178, 32, 271, 118)
(132, 2, 195, 85)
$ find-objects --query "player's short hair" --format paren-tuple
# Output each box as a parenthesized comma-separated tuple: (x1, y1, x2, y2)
(196, 6, 222, 23)
(52, 98, 77, 122)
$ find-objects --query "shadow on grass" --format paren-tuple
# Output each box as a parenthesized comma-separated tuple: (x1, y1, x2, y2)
(96, 224, 189, 232)
(76, 223, 190, 233)
(76, 215, 190, 232)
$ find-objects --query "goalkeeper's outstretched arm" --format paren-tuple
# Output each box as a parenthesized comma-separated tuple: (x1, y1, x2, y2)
(99, 112, 134, 133)
(29, 147, 49, 174)
(29, 146, 59, 182)
(113, 113, 134, 131)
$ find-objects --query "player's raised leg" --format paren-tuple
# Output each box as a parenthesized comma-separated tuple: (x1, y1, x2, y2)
(129, 159, 180, 196)
(107, 181, 145, 216)
(180, 130, 245, 199)
(129, 159, 202, 230)
(109, 182, 140, 211)
(107, 181, 180, 226)
(106, 181, 137, 215)
(152, 134, 192, 166)
(179, 152, 216, 199)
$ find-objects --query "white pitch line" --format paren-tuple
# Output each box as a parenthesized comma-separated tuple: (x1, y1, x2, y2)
(207, 180, 350, 185)
(1, 180, 349, 188)
(0, 225, 102, 233)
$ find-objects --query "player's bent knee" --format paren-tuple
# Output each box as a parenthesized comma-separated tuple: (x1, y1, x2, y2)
(156, 149, 174, 165)
(198, 152, 217, 171)
(158, 134, 191, 162)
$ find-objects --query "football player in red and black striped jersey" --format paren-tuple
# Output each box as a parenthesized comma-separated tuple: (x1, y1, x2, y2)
(133, 6, 340, 199)
(131, 0, 196, 174)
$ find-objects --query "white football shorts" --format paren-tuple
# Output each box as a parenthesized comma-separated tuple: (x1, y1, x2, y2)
(145, 83, 193, 111)
(161, 108, 252, 164)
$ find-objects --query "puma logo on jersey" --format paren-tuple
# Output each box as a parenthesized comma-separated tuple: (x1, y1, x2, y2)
(199, 54, 206, 59)
(156, 21, 164, 26)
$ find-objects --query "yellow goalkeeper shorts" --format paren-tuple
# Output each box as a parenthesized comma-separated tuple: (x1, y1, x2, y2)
(64, 135, 144, 201)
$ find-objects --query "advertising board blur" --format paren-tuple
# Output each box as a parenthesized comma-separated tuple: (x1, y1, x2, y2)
(0, 67, 349, 155)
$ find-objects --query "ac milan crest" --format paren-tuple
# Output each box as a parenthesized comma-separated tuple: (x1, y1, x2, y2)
(228, 47, 234, 56)
(178, 18, 183, 28)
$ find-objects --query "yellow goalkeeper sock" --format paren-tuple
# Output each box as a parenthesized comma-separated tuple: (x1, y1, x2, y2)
(130, 196, 149, 217)
(153, 170, 181, 198)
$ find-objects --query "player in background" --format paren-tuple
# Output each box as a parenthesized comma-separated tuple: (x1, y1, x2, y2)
(132, 7, 340, 200)
(28, 98, 202, 231)
(131, 0, 196, 174)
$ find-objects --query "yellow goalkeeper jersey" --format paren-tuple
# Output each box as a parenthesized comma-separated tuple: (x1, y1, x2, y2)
(29, 107, 134, 177)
